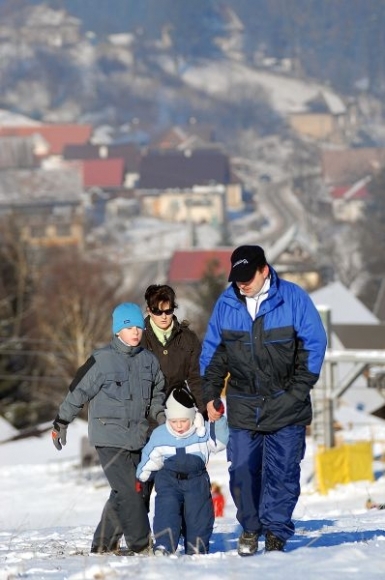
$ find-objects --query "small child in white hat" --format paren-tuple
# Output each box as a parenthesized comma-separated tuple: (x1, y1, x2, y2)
(136, 385, 228, 556)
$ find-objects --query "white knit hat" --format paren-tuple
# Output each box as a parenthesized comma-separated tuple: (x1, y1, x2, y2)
(165, 387, 196, 422)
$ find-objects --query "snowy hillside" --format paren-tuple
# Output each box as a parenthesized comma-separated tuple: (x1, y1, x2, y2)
(176, 59, 345, 115)
(0, 409, 384, 580)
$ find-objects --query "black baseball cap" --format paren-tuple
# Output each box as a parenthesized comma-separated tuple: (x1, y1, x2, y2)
(228, 245, 267, 282)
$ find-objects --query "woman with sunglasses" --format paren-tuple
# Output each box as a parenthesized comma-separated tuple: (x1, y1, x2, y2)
(138, 285, 206, 514)
(141, 284, 204, 418)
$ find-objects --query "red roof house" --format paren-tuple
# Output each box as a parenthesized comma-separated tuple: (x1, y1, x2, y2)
(0, 124, 93, 156)
(168, 248, 233, 284)
(81, 158, 125, 189)
(63, 142, 141, 172)
(329, 177, 371, 222)
(330, 183, 370, 200)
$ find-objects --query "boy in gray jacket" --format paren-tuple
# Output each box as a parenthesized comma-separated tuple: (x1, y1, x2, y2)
(51, 302, 166, 555)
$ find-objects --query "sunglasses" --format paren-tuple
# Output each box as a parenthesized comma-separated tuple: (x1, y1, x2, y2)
(150, 307, 174, 316)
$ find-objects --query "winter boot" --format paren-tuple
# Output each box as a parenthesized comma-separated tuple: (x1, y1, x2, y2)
(90, 539, 121, 555)
(154, 545, 170, 557)
(237, 531, 259, 556)
(264, 531, 285, 552)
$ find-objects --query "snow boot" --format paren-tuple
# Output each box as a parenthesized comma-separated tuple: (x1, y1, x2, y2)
(237, 531, 259, 556)
(265, 531, 285, 552)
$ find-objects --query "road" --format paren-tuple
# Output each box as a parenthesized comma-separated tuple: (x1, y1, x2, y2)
(231, 162, 312, 251)
(117, 160, 315, 295)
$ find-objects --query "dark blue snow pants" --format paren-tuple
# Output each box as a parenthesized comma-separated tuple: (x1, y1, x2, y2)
(153, 468, 214, 555)
(228, 425, 306, 542)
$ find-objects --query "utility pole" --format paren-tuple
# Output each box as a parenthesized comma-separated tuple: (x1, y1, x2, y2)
(312, 305, 335, 449)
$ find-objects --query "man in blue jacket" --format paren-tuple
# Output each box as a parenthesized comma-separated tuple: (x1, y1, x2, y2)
(200, 245, 327, 555)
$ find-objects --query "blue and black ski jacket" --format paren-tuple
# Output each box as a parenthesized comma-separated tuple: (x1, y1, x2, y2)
(200, 266, 327, 432)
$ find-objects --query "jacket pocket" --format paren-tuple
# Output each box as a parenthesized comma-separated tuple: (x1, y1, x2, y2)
(141, 374, 153, 399)
(260, 391, 305, 426)
(103, 372, 130, 400)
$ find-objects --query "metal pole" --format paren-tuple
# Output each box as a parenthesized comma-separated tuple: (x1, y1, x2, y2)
(316, 305, 335, 448)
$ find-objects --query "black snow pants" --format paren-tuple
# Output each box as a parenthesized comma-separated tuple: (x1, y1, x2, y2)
(92, 447, 151, 552)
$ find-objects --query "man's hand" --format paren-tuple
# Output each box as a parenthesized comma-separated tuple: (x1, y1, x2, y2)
(52, 419, 68, 451)
(207, 399, 224, 422)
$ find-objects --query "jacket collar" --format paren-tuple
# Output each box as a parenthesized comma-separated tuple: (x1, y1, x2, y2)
(228, 265, 280, 305)
(112, 334, 142, 356)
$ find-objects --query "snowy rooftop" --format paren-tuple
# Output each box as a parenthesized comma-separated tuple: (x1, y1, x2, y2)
(311, 281, 380, 325)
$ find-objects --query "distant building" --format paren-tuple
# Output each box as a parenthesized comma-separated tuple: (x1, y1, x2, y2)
(321, 147, 385, 186)
(0, 136, 36, 169)
(152, 125, 217, 150)
(288, 90, 355, 143)
(311, 281, 385, 418)
(0, 124, 93, 159)
(329, 178, 370, 222)
(0, 168, 84, 251)
(168, 248, 232, 286)
(80, 158, 125, 190)
(63, 142, 141, 188)
(136, 148, 244, 223)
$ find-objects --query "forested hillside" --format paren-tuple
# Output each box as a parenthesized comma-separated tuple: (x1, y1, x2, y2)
(1, 0, 384, 95)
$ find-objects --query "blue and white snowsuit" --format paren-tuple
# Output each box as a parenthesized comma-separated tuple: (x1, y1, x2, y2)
(200, 266, 327, 544)
(136, 416, 229, 554)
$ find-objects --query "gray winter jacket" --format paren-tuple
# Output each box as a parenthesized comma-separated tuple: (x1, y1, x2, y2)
(57, 336, 166, 450)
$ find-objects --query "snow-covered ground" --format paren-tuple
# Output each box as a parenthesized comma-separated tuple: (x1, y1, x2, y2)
(0, 405, 384, 580)
(156, 56, 346, 116)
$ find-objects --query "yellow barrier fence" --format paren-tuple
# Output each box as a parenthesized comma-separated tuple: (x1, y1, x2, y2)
(315, 441, 374, 494)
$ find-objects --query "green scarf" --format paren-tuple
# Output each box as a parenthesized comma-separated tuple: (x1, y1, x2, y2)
(149, 317, 174, 345)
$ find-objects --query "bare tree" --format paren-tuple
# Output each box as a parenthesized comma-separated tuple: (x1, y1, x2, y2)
(28, 248, 125, 408)
(0, 224, 128, 426)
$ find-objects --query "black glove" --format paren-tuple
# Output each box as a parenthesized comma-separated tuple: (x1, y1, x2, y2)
(52, 418, 68, 451)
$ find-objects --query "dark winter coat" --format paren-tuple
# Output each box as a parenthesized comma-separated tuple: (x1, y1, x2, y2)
(57, 335, 165, 450)
(141, 315, 204, 414)
(200, 266, 327, 432)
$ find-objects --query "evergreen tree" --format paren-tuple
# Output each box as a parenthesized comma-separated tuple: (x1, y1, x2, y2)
(192, 258, 227, 340)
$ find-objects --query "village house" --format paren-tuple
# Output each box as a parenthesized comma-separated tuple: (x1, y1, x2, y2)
(311, 281, 385, 420)
(63, 142, 141, 188)
(152, 125, 217, 150)
(321, 147, 385, 186)
(136, 148, 244, 228)
(0, 167, 84, 251)
(168, 232, 325, 301)
(319, 147, 385, 222)
(329, 178, 371, 222)
(0, 136, 36, 169)
(0, 124, 93, 161)
(168, 248, 232, 288)
(288, 90, 356, 144)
